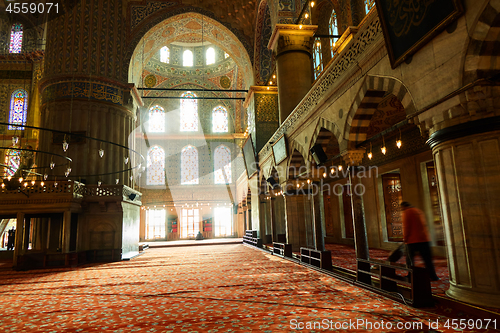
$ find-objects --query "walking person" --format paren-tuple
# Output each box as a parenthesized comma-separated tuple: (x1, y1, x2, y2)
(401, 201, 440, 281)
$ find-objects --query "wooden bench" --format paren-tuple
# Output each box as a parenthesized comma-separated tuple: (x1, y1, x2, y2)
(273, 242, 292, 258)
(243, 230, 262, 248)
(300, 247, 332, 270)
(356, 258, 433, 307)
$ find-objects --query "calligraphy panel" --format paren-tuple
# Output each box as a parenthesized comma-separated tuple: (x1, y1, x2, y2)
(375, 0, 463, 68)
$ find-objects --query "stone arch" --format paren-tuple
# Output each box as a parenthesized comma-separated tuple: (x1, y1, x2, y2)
(343, 75, 416, 149)
(462, 0, 500, 85)
(309, 118, 342, 153)
(126, 10, 254, 88)
(286, 145, 308, 180)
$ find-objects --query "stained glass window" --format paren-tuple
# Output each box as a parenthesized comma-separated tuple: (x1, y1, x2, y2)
(181, 208, 199, 238)
(180, 91, 198, 131)
(212, 106, 228, 132)
(206, 47, 216, 65)
(9, 23, 23, 54)
(214, 207, 232, 237)
(160, 46, 170, 63)
(4, 149, 21, 177)
(8, 89, 28, 130)
(183, 50, 193, 67)
(365, 0, 375, 13)
(146, 209, 166, 239)
(329, 12, 338, 58)
(214, 145, 231, 184)
(313, 40, 323, 79)
(224, 52, 230, 59)
(147, 145, 165, 185)
(181, 145, 198, 185)
(149, 105, 165, 132)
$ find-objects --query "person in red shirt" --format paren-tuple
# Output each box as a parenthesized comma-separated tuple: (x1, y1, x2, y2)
(401, 201, 440, 281)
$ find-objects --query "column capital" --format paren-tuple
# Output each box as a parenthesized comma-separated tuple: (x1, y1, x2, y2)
(341, 149, 366, 166)
(243, 85, 279, 109)
(268, 24, 317, 56)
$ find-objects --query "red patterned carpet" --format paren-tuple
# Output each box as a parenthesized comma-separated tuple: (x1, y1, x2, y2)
(0, 245, 497, 332)
(325, 243, 450, 295)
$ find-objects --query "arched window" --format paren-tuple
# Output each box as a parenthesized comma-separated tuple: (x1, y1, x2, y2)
(181, 145, 198, 185)
(160, 46, 170, 63)
(8, 89, 28, 130)
(206, 47, 216, 65)
(180, 91, 198, 131)
(147, 146, 165, 185)
(212, 106, 228, 132)
(329, 11, 338, 58)
(4, 149, 21, 177)
(365, 0, 375, 14)
(183, 50, 193, 67)
(9, 23, 23, 54)
(313, 40, 323, 79)
(214, 145, 231, 184)
(149, 105, 165, 132)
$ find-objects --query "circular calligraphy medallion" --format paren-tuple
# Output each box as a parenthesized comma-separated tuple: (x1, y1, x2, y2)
(144, 74, 157, 88)
(220, 76, 231, 89)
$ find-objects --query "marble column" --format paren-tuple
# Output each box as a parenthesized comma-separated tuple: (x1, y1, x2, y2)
(343, 150, 369, 260)
(312, 188, 325, 251)
(268, 25, 316, 123)
(13, 212, 25, 267)
(39, 0, 135, 186)
(428, 117, 500, 308)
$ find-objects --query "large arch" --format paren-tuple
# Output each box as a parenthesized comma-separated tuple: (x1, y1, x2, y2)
(127, 12, 254, 89)
(462, 0, 500, 85)
(343, 75, 416, 150)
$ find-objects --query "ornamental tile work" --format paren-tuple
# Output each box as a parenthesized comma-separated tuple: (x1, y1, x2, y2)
(128, 13, 253, 87)
(255, 93, 279, 122)
(130, 1, 178, 30)
(42, 81, 123, 106)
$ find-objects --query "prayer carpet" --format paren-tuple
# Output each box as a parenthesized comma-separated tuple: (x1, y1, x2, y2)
(0, 245, 496, 332)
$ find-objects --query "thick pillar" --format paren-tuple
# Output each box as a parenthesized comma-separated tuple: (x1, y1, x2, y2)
(61, 211, 72, 253)
(268, 25, 316, 123)
(39, 0, 134, 186)
(13, 212, 25, 267)
(343, 150, 369, 260)
(428, 117, 500, 308)
(285, 195, 307, 252)
(312, 188, 325, 251)
(270, 197, 277, 242)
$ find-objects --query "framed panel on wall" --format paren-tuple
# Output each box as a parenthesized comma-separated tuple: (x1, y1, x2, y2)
(242, 135, 258, 179)
(272, 134, 287, 165)
(375, 0, 463, 68)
